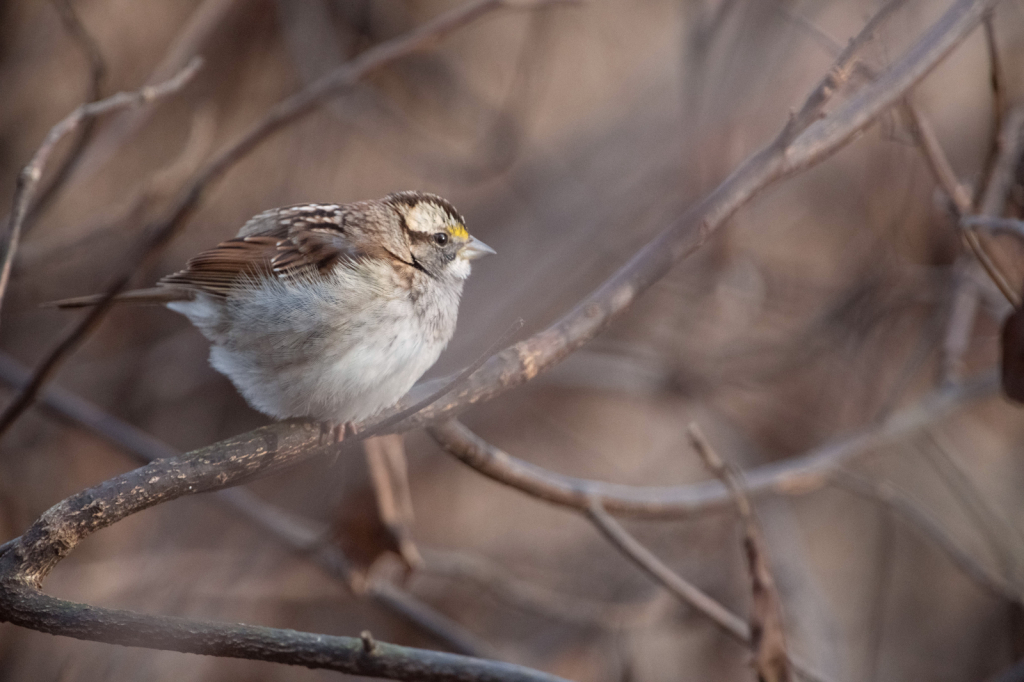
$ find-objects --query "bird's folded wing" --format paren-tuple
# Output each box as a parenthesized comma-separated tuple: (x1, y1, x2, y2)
(159, 207, 370, 297)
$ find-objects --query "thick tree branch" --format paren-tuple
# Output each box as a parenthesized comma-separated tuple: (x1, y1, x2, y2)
(0, 579, 563, 682)
(0, 421, 561, 681)
(0, 351, 502, 658)
(8, 348, 993, 662)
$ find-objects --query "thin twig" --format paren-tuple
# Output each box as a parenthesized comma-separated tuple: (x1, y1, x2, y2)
(418, 547, 672, 629)
(24, 0, 109, 226)
(586, 499, 828, 682)
(52, 0, 106, 105)
(427, 371, 996, 519)
(67, 0, 239, 181)
(962, 108, 1024, 308)
(687, 424, 791, 682)
(944, 104, 1024, 378)
(364, 435, 423, 570)
(905, 100, 1024, 382)
(0, 58, 201, 326)
(975, 14, 1006, 205)
(904, 103, 972, 213)
(584, 498, 750, 643)
(972, 98, 1024, 222)
(830, 470, 1022, 604)
(962, 215, 1024, 241)
(922, 432, 1024, 586)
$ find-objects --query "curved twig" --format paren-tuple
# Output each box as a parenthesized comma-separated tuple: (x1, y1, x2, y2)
(426, 372, 996, 518)
(585, 500, 828, 682)
(24, 0, 109, 225)
(585, 499, 750, 642)
(0, 58, 201, 327)
(417, 547, 672, 629)
(830, 470, 1022, 604)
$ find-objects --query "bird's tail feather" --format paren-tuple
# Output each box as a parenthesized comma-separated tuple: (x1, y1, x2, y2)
(43, 287, 189, 309)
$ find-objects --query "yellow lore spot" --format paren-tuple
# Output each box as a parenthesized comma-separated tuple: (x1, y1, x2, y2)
(448, 223, 469, 239)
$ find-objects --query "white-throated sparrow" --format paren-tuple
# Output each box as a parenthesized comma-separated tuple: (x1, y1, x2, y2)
(52, 191, 494, 430)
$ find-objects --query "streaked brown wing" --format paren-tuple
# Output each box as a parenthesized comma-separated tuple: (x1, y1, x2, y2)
(159, 236, 282, 297)
(158, 206, 368, 297)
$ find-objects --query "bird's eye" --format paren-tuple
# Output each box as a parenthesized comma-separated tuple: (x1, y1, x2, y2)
(432, 232, 449, 246)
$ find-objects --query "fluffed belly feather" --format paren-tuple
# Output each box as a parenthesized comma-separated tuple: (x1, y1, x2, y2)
(168, 275, 458, 422)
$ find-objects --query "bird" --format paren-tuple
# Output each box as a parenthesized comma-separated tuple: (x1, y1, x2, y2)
(50, 191, 494, 437)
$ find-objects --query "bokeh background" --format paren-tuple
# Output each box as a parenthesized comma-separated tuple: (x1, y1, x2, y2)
(2, 0, 1024, 680)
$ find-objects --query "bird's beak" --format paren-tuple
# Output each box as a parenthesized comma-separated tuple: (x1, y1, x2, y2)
(460, 236, 496, 261)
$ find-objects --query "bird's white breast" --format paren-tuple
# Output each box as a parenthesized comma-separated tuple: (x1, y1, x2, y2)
(168, 260, 462, 423)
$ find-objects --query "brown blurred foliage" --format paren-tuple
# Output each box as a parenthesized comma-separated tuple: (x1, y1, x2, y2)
(2, 0, 1024, 680)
